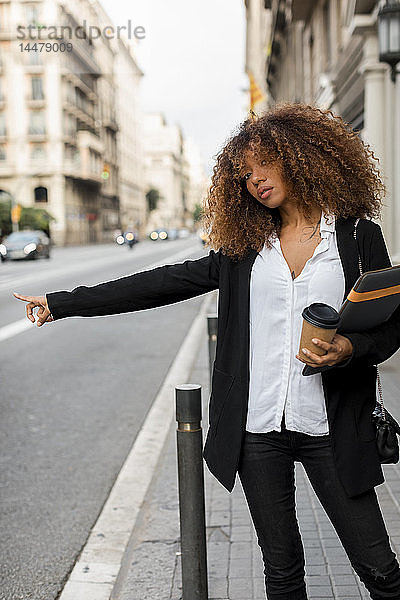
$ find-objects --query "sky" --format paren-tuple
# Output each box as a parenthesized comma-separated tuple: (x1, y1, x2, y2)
(100, 0, 249, 177)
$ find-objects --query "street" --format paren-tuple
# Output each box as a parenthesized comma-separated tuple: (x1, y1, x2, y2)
(0, 236, 208, 600)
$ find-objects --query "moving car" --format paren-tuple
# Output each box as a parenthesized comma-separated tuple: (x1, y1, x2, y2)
(149, 228, 169, 241)
(0, 230, 51, 262)
(115, 231, 139, 248)
(149, 228, 186, 241)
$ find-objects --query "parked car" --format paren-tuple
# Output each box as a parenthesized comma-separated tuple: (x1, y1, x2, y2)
(0, 230, 51, 262)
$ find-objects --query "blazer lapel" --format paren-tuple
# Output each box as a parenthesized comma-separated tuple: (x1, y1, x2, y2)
(236, 248, 258, 389)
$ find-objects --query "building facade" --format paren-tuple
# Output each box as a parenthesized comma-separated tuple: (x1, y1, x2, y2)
(245, 0, 400, 264)
(143, 113, 198, 233)
(115, 38, 146, 238)
(244, 0, 271, 111)
(0, 0, 146, 245)
(182, 136, 209, 221)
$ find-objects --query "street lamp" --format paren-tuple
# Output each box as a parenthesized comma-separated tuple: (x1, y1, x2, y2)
(378, 0, 400, 82)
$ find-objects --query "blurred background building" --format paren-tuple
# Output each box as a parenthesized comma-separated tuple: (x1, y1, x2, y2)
(0, 0, 207, 245)
(143, 113, 208, 234)
(115, 37, 147, 240)
(244, 0, 400, 264)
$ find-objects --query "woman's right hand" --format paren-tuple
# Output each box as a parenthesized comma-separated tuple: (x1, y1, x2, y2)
(13, 292, 54, 326)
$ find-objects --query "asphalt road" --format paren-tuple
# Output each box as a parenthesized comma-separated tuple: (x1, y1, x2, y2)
(0, 236, 210, 600)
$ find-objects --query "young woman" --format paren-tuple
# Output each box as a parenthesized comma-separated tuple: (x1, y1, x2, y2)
(14, 102, 400, 599)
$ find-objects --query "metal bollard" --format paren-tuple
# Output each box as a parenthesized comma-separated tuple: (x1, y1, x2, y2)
(207, 315, 218, 389)
(175, 384, 208, 600)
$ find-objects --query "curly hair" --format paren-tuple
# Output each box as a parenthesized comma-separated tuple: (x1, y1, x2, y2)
(201, 101, 386, 261)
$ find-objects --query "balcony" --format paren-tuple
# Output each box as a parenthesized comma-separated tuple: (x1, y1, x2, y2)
(63, 130, 104, 183)
(76, 129, 103, 154)
(355, 0, 376, 14)
(102, 116, 119, 133)
(26, 98, 46, 109)
(61, 71, 98, 102)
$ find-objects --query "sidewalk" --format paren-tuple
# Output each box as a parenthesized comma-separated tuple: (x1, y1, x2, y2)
(111, 323, 400, 600)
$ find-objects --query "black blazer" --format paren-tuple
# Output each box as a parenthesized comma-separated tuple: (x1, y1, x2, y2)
(46, 216, 400, 498)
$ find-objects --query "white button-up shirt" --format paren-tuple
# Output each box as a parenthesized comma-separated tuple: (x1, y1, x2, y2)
(246, 210, 346, 435)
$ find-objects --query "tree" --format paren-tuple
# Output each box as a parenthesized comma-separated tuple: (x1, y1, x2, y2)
(0, 203, 56, 240)
(0, 198, 11, 239)
(193, 203, 203, 223)
(19, 207, 56, 237)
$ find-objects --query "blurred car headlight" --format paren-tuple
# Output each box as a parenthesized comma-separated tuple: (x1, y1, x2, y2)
(116, 235, 125, 245)
(199, 231, 209, 242)
(0, 244, 6, 256)
(24, 242, 37, 254)
(150, 231, 158, 240)
(159, 230, 167, 240)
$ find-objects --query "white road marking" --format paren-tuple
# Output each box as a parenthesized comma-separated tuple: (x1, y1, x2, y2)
(0, 244, 202, 343)
(57, 292, 215, 600)
(0, 318, 34, 341)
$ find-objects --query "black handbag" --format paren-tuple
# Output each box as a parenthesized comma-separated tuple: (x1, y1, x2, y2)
(354, 218, 400, 464)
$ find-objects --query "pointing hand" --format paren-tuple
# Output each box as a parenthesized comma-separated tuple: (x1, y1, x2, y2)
(13, 292, 54, 326)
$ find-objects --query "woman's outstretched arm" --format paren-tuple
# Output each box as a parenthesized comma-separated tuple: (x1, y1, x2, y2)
(14, 250, 221, 324)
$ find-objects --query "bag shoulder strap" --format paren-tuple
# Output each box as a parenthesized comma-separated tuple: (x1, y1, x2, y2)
(353, 218, 385, 417)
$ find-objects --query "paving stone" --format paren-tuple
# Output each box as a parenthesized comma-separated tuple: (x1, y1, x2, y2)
(229, 558, 253, 579)
(208, 576, 228, 598)
(334, 585, 363, 596)
(307, 585, 334, 597)
(228, 578, 253, 599)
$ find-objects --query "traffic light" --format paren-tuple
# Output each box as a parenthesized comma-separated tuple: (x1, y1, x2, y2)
(101, 163, 110, 180)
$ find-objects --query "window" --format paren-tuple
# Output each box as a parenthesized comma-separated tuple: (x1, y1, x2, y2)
(0, 112, 6, 136)
(31, 144, 46, 160)
(29, 110, 46, 134)
(25, 4, 40, 25)
(64, 143, 79, 164)
(31, 77, 44, 100)
(63, 112, 76, 137)
(34, 186, 48, 203)
(0, 78, 4, 102)
(89, 149, 100, 173)
(0, 4, 10, 32)
(0, 144, 6, 160)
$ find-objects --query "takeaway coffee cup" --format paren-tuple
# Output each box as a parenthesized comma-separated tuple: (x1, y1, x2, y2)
(299, 302, 341, 359)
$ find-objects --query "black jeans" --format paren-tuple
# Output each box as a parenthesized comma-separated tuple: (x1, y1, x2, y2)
(238, 414, 400, 599)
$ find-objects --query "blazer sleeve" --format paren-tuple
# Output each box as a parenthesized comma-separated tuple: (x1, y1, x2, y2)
(339, 224, 400, 366)
(46, 249, 221, 320)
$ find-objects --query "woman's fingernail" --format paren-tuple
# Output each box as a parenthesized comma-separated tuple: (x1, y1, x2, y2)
(312, 338, 318, 344)
(302, 348, 308, 354)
